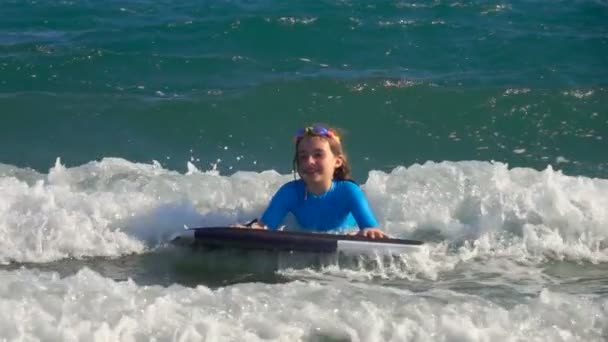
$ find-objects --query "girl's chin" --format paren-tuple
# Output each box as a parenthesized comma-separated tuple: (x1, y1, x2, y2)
(301, 174, 318, 181)
(301, 174, 330, 183)
(299, 171, 315, 177)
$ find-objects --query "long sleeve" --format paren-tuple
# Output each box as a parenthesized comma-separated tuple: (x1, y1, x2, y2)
(345, 182, 379, 229)
(260, 182, 296, 230)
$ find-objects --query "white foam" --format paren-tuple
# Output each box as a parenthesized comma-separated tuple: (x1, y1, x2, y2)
(278, 242, 451, 282)
(0, 268, 605, 341)
(563, 90, 594, 99)
(1, 158, 607, 267)
(0, 158, 288, 263)
(277, 17, 317, 26)
(365, 161, 608, 263)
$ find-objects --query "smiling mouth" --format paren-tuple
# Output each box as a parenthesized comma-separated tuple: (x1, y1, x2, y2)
(302, 169, 320, 175)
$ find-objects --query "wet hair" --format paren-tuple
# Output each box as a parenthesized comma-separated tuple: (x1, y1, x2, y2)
(292, 125, 353, 181)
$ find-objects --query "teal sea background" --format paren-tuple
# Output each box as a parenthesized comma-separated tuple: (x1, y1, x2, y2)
(2, 0, 606, 179)
(1, 1, 607, 340)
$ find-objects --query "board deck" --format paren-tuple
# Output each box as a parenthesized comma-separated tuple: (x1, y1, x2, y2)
(171, 227, 424, 255)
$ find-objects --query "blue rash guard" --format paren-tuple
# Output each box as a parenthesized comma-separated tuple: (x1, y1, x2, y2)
(260, 179, 379, 232)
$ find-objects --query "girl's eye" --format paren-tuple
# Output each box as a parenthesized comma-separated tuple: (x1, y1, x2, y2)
(298, 151, 325, 161)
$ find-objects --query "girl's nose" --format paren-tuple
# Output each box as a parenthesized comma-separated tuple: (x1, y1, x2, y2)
(303, 155, 315, 164)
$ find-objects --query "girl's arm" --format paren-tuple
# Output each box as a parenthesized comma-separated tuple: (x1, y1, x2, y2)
(347, 183, 387, 239)
(259, 182, 295, 230)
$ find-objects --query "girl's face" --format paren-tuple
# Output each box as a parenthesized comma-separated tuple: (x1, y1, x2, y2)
(296, 136, 343, 187)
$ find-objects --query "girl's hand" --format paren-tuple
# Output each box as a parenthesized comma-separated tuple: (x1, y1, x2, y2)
(359, 228, 387, 239)
(248, 221, 268, 229)
(231, 223, 267, 229)
(231, 219, 268, 229)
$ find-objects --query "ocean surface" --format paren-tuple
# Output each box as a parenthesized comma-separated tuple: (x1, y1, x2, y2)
(1, 0, 607, 341)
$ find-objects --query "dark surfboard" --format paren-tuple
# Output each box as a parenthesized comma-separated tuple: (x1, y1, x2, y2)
(171, 227, 424, 255)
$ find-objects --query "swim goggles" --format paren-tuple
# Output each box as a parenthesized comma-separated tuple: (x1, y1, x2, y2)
(294, 125, 341, 143)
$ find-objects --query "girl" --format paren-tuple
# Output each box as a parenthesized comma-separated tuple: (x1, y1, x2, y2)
(249, 124, 386, 239)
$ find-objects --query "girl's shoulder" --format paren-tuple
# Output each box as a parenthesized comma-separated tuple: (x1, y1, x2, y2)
(270, 179, 304, 205)
(278, 179, 305, 193)
(333, 179, 361, 192)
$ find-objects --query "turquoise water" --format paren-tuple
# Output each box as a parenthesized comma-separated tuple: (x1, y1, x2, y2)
(2, 0, 606, 178)
(1, 1, 607, 340)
